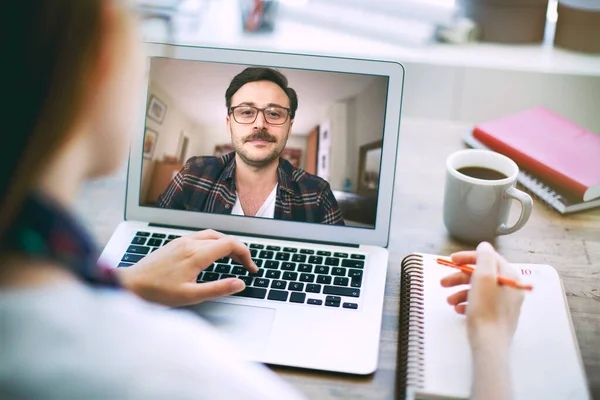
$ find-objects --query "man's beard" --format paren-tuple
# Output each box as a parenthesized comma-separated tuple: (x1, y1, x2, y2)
(232, 127, 289, 168)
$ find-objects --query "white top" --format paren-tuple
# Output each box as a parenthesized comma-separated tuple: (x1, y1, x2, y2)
(232, 184, 278, 218)
(0, 282, 306, 400)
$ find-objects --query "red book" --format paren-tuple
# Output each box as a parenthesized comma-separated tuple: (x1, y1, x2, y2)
(473, 107, 600, 202)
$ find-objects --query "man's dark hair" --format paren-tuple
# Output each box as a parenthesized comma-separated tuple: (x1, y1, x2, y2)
(225, 67, 298, 119)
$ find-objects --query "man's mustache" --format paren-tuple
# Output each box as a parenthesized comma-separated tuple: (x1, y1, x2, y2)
(244, 130, 277, 143)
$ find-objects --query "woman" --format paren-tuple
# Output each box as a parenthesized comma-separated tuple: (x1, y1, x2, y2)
(0, 1, 523, 399)
(0, 2, 301, 399)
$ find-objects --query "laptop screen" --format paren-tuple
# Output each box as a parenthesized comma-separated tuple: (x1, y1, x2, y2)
(139, 57, 388, 230)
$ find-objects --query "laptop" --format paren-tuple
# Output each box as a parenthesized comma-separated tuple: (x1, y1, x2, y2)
(99, 42, 404, 375)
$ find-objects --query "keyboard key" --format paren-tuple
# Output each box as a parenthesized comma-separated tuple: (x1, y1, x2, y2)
(314, 265, 330, 275)
(351, 254, 366, 260)
(282, 271, 298, 281)
(203, 272, 219, 281)
(215, 264, 231, 274)
(151, 233, 166, 239)
(136, 231, 150, 237)
(259, 250, 274, 259)
(231, 266, 247, 275)
(147, 238, 162, 247)
(249, 269, 264, 277)
(349, 269, 363, 288)
(265, 270, 281, 279)
(333, 277, 350, 286)
(126, 245, 150, 255)
(205, 263, 215, 272)
(249, 244, 264, 249)
(254, 278, 269, 287)
(334, 252, 349, 258)
(324, 286, 360, 297)
(163, 240, 171, 246)
(316, 275, 332, 285)
(297, 264, 312, 273)
(266, 245, 281, 251)
(291, 254, 307, 263)
(168, 234, 180, 239)
(118, 262, 133, 267)
(306, 284, 321, 293)
(299, 249, 315, 255)
(290, 292, 306, 303)
(317, 250, 331, 256)
(342, 259, 365, 268)
(151, 248, 159, 252)
(267, 289, 288, 302)
(264, 260, 279, 269)
(326, 295, 341, 303)
(239, 276, 253, 286)
(220, 274, 235, 279)
(121, 253, 143, 263)
(289, 282, 304, 291)
(281, 262, 295, 271)
(325, 257, 340, 266)
(234, 287, 267, 299)
(299, 273, 315, 283)
(230, 259, 242, 266)
(307, 299, 323, 305)
(308, 256, 323, 264)
(250, 249, 258, 258)
(283, 247, 297, 253)
(331, 267, 346, 276)
(217, 257, 231, 264)
(275, 252, 290, 261)
(271, 280, 287, 290)
(343, 303, 358, 309)
(131, 236, 147, 245)
(254, 259, 264, 268)
(196, 273, 203, 283)
(325, 300, 341, 307)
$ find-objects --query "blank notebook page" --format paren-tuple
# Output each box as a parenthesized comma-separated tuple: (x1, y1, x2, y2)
(417, 253, 589, 400)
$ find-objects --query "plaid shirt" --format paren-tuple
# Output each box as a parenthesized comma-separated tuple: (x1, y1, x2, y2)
(157, 152, 345, 225)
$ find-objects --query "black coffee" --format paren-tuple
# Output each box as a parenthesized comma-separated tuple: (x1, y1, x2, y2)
(457, 166, 508, 180)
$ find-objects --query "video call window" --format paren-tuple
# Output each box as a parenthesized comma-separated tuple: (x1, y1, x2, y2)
(139, 58, 388, 229)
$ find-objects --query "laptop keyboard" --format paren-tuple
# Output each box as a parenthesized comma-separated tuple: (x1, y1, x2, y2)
(118, 231, 366, 310)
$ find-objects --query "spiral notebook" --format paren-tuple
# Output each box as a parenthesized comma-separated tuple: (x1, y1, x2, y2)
(463, 132, 600, 214)
(396, 253, 590, 400)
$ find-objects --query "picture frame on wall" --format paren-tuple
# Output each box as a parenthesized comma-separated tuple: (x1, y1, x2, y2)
(147, 94, 167, 123)
(143, 128, 158, 159)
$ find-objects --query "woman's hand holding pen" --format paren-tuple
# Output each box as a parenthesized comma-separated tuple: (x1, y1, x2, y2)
(440, 242, 525, 350)
(116, 229, 258, 307)
(441, 242, 525, 400)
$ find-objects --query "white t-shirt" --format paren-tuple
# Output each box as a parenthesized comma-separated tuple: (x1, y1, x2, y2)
(0, 282, 306, 400)
(232, 184, 278, 218)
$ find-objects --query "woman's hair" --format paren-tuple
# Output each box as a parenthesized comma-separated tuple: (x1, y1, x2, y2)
(0, 1, 105, 243)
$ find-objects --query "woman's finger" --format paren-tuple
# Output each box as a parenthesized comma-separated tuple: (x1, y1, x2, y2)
(440, 271, 471, 287)
(450, 250, 477, 266)
(195, 237, 257, 272)
(189, 229, 227, 241)
(447, 289, 469, 306)
(454, 303, 467, 315)
(180, 278, 246, 305)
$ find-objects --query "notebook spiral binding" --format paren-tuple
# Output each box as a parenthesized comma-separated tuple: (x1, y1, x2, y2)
(395, 254, 426, 400)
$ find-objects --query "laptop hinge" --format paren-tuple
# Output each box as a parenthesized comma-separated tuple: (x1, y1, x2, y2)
(148, 223, 360, 248)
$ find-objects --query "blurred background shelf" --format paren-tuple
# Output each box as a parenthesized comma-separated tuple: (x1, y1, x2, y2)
(138, 0, 600, 132)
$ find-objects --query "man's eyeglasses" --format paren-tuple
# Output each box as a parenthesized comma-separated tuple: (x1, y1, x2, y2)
(229, 105, 291, 125)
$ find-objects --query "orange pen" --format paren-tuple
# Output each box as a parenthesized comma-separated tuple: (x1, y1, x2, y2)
(436, 258, 533, 291)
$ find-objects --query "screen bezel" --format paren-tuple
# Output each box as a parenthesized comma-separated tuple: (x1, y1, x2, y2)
(125, 42, 404, 247)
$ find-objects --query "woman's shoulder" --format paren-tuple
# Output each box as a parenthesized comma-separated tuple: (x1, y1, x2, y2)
(0, 282, 305, 400)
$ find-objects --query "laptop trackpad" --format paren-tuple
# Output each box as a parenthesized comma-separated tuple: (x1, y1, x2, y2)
(186, 301, 276, 359)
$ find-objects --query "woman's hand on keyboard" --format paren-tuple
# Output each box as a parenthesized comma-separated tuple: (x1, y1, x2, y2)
(116, 229, 258, 307)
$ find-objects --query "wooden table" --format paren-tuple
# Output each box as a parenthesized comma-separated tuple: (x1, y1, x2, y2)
(75, 119, 600, 400)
